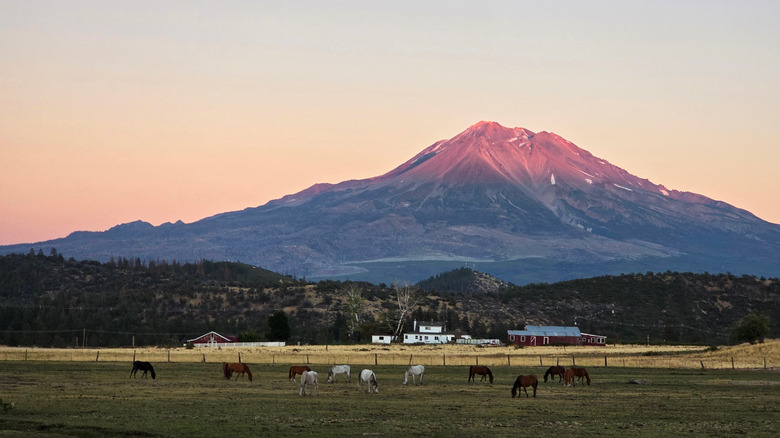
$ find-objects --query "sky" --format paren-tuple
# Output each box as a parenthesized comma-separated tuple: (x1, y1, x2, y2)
(2, 1, 779, 245)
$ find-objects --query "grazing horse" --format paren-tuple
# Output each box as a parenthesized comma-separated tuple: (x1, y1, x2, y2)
(299, 371, 319, 396)
(468, 365, 493, 383)
(511, 375, 538, 398)
(289, 365, 311, 382)
(402, 365, 425, 386)
(543, 366, 565, 383)
(223, 362, 253, 382)
(564, 367, 590, 387)
(359, 369, 379, 394)
(129, 361, 156, 379)
(326, 365, 351, 383)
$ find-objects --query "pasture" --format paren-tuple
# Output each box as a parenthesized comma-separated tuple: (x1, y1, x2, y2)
(0, 361, 777, 437)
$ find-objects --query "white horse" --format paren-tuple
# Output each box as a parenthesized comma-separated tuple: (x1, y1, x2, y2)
(326, 364, 351, 383)
(402, 365, 425, 386)
(359, 369, 378, 394)
(299, 370, 318, 396)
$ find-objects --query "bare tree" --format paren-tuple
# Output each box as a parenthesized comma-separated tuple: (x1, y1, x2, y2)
(391, 282, 420, 341)
(344, 285, 364, 341)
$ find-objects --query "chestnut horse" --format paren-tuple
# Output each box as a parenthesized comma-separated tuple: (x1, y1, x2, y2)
(564, 367, 590, 387)
(468, 365, 493, 383)
(289, 365, 311, 382)
(543, 366, 565, 383)
(223, 362, 253, 382)
(511, 374, 538, 398)
(130, 361, 156, 379)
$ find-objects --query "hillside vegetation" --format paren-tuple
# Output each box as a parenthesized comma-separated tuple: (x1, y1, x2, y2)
(0, 252, 776, 347)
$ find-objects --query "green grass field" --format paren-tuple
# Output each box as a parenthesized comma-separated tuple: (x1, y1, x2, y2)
(0, 361, 777, 437)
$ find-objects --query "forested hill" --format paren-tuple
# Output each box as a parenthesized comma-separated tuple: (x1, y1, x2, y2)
(0, 252, 777, 347)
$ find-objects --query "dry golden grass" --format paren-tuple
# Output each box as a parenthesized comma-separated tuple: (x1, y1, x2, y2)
(1, 339, 777, 370)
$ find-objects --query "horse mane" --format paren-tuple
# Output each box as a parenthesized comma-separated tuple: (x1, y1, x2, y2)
(511, 377, 521, 398)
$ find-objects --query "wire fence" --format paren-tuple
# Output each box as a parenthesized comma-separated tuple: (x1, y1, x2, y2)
(0, 347, 775, 370)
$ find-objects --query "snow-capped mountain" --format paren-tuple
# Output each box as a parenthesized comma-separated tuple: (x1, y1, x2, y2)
(3, 121, 778, 284)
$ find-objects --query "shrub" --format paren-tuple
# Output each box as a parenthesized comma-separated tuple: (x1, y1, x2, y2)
(729, 313, 770, 344)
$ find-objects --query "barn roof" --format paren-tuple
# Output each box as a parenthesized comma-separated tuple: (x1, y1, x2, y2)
(508, 325, 581, 337)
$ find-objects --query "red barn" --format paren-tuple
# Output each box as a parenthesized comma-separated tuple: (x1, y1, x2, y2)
(580, 332, 607, 346)
(508, 326, 607, 346)
(186, 331, 239, 347)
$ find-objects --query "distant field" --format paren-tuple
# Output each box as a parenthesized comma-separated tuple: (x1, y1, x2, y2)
(1, 340, 778, 370)
(0, 359, 777, 437)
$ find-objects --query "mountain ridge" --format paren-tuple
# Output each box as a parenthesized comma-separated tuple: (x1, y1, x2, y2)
(2, 121, 778, 284)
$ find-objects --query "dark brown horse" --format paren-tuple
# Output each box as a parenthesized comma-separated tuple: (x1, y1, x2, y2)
(511, 374, 538, 398)
(543, 366, 565, 383)
(289, 365, 311, 382)
(564, 367, 590, 387)
(130, 361, 156, 379)
(468, 365, 493, 383)
(223, 362, 253, 382)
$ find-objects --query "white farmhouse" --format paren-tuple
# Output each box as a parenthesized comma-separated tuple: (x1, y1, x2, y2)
(402, 320, 470, 344)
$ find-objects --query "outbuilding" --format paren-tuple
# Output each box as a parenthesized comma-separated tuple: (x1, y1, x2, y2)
(186, 331, 239, 347)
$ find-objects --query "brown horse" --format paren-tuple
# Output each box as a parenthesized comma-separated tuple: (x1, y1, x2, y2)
(511, 375, 538, 398)
(130, 361, 156, 379)
(289, 365, 311, 382)
(543, 366, 565, 383)
(564, 367, 590, 387)
(468, 365, 493, 383)
(223, 362, 253, 382)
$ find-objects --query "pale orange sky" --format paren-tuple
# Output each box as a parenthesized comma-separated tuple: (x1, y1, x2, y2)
(2, 1, 779, 245)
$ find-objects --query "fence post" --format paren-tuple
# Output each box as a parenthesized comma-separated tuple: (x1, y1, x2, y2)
(700, 361, 705, 369)
(507, 355, 511, 367)
(605, 356, 608, 367)
(307, 355, 310, 365)
(133, 350, 136, 362)
(375, 353, 378, 366)
(409, 354, 413, 366)
(96, 351, 100, 362)
(443, 354, 446, 366)
(273, 354, 275, 365)
(539, 356, 543, 367)
(731, 357, 734, 369)
(572, 357, 576, 366)
(238, 352, 242, 363)
(556, 357, 559, 366)
(202, 353, 206, 363)
(476, 356, 479, 366)
(168, 349, 171, 363)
